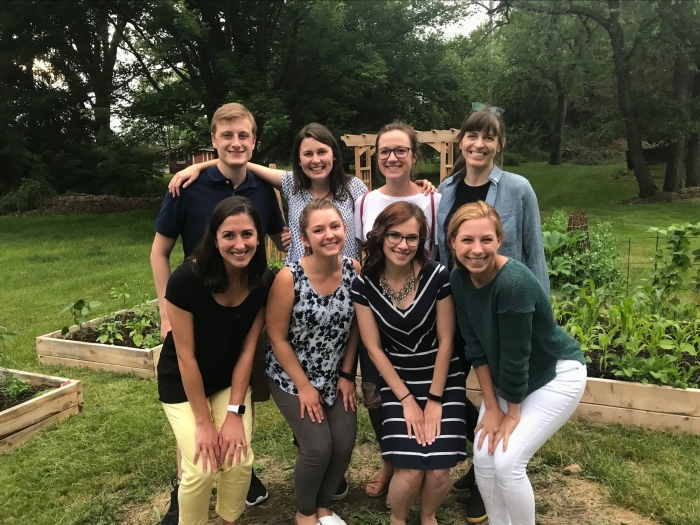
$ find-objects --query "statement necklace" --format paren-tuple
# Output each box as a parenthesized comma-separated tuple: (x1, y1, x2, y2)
(379, 264, 416, 304)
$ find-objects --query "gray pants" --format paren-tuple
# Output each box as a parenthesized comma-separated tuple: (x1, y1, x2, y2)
(268, 377, 357, 516)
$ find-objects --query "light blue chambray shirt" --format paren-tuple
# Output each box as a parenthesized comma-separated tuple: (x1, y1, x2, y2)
(436, 165, 550, 294)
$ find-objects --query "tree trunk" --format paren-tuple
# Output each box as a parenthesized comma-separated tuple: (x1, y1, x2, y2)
(687, 66, 700, 187)
(549, 87, 567, 165)
(687, 133, 700, 187)
(663, 54, 693, 192)
(608, 0, 657, 197)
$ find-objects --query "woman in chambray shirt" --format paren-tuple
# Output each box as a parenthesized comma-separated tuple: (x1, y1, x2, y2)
(435, 104, 548, 524)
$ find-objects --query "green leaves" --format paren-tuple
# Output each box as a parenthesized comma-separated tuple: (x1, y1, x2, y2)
(61, 299, 102, 337)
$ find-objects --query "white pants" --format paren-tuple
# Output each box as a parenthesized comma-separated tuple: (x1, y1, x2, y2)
(473, 360, 587, 525)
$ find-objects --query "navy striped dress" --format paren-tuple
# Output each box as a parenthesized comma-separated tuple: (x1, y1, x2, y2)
(351, 260, 467, 469)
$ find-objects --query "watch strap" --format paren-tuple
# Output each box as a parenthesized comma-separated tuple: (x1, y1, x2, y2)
(427, 392, 442, 403)
(227, 404, 246, 415)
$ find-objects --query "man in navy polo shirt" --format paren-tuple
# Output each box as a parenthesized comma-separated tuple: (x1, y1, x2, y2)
(150, 102, 287, 524)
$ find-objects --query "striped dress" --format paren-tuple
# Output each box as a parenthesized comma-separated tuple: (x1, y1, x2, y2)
(351, 260, 467, 469)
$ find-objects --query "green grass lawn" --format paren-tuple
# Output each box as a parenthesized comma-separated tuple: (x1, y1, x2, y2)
(1, 163, 699, 525)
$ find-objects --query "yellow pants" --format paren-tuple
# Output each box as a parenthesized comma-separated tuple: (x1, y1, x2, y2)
(162, 387, 254, 525)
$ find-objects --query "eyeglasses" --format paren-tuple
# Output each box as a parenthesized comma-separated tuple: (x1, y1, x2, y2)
(472, 102, 505, 117)
(385, 231, 422, 247)
(376, 147, 412, 160)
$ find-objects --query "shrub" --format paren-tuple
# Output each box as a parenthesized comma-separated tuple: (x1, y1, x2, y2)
(0, 178, 55, 215)
(542, 210, 621, 293)
(503, 152, 525, 167)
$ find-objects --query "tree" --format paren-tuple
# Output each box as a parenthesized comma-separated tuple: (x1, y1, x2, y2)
(508, 0, 659, 197)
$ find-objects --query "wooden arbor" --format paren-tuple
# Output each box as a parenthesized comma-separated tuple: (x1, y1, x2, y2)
(341, 129, 460, 189)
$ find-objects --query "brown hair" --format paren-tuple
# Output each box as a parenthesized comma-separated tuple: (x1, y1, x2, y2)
(298, 199, 344, 255)
(361, 201, 429, 278)
(446, 201, 504, 270)
(210, 102, 257, 136)
(374, 122, 422, 180)
(449, 110, 506, 177)
(292, 123, 352, 200)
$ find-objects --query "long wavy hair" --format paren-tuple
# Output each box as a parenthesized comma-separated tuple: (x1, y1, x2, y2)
(449, 110, 506, 178)
(191, 196, 269, 293)
(292, 123, 353, 201)
(361, 201, 429, 279)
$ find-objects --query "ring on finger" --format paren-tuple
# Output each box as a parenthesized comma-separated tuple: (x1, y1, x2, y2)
(235, 444, 243, 449)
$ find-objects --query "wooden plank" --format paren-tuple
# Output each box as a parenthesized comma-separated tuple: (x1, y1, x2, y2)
(0, 382, 81, 437)
(416, 129, 460, 142)
(465, 370, 700, 417)
(0, 406, 80, 454)
(0, 368, 70, 388)
(36, 336, 154, 368)
(37, 355, 154, 379)
(573, 403, 700, 435)
(342, 134, 377, 147)
(581, 377, 700, 418)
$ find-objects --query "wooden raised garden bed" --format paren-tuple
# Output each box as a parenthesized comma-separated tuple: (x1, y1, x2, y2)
(466, 370, 700, 435)
(0, 368, 83, 454)
(36, 305, 162, 379)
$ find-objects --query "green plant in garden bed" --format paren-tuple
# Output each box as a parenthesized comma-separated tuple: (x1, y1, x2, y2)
(553, 282, 700, 388)
(542, 210, 621, 294)
(63, 298, 163, 349)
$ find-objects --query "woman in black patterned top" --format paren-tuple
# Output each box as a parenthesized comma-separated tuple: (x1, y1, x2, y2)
(266, 199, 361, 525)
(351, 201, 466, 525)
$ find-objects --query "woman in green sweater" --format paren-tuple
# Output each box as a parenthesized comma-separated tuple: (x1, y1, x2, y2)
(447, 201, 586, 525)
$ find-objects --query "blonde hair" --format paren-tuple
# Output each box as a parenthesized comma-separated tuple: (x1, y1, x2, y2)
(299, 199, 344, 255)
(446, 201, 504, 269)
(210, 103, 257, 135)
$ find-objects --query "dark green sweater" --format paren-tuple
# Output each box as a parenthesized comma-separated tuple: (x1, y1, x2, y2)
(451, 259, 584, 403)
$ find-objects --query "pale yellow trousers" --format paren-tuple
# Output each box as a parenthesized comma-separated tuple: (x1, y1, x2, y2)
(162, 387, 254, 525)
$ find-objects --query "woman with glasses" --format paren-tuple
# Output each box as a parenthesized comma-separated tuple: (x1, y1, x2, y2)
(352, 201, 466, 525)
(436, 104, 549, 523)
(353, 122, 443, 501)
(168, 123, 435, 263)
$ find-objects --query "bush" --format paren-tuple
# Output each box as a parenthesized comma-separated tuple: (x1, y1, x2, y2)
(0, 178, 55, 215)
(542, 210, 621, 293)
(503, 152, 525, 167)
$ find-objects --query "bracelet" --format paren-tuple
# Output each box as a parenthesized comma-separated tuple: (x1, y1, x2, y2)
(427, 392, 443, 403)
(338, 370, 355, 381)
(399, 392, 413, 402)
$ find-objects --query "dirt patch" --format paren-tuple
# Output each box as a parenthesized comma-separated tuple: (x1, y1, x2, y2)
(123, 452, 659, 525)
(17, 194, 163, 216)
(0, 383, 52, 412)
(620, 186, 700, 204)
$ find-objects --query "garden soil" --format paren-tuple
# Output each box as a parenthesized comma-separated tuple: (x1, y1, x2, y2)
(121, 442, 659, 525)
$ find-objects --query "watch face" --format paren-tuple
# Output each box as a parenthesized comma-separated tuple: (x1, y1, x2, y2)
(238, 405, 246, 415)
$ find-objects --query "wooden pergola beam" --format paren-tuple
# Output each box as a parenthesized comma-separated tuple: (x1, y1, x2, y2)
(341, 128, 462, 188)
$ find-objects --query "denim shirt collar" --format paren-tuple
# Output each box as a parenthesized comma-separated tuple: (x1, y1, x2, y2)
(437, 164, 504, 265)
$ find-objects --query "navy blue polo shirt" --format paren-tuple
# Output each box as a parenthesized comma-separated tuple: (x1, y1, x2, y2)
(155, 166, 285, 257)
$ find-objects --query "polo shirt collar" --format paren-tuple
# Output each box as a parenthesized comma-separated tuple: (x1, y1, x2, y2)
(205, 166, 259, 189)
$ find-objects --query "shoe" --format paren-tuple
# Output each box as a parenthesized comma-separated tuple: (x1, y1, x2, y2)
(451, 464, 476, 493)
(160, 480, 179, 525)
(332, 477, 349, 501)
(246, 470, 269, 506)
(464, 485, 487, 523)
(318, 512, 347, 525)
(365, 470, 391, 497)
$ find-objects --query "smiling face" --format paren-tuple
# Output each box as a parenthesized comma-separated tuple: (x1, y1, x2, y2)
(460, 128, 502, 172)
(216, 213, 258, 270)
(211, 117, 256, 169)
(382, 217, 421, 268)
(301, 208, 346, 256)
(298, 137, 334, 183)
(377, 129, 416, 182)
(451, 216, 502, 280)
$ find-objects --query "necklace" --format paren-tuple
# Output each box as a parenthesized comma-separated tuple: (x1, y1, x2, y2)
(379, 264, 416, 304)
